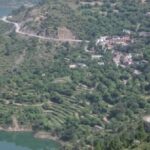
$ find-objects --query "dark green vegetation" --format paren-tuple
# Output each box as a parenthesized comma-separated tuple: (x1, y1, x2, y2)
(11, 0, 150, 40)
(0, 0, 150, 149)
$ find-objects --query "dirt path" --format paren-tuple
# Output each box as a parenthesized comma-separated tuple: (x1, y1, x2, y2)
(1, 16, 89, 43)
(12, 116, 19, 130)
(10, 102, 44, 107)
(4, 98, 55, 108)
(13, 102, 44, 107)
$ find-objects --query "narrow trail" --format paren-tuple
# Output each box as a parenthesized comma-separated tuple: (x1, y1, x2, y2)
(4, 99, 45, 107)
(0, 16, 89, 43)
(12, 116, 19, 129)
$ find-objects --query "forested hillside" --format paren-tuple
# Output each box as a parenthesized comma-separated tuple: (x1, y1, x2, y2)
(0, 0, 150, 149)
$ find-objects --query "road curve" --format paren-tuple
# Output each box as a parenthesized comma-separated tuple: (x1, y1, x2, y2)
(0, 16, 89, 43)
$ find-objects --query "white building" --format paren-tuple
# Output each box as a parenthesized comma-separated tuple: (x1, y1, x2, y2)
(69, 64, 77, 69)
(91, 55, 102, 60)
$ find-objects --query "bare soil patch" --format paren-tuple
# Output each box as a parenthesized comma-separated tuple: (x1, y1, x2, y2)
(58, 27, 75, 40)
(34, 131, 65, 146)
(15, 49, 26, 65)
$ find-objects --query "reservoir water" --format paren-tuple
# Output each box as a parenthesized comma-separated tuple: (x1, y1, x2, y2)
(0, 131, 60, 150)
(0, 7, 13, 17)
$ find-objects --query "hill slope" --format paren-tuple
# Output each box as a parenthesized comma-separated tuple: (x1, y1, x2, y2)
(0, 0, 150, 149)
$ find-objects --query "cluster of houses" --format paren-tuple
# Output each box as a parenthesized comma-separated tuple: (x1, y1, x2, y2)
(113, 51, 143, 75)
(96, 35, 132, 49)
(95, 35, 135, 67)
(67, 33, 139, 69)
(69, 35, 133, 69)
(113, 52, 133, 67)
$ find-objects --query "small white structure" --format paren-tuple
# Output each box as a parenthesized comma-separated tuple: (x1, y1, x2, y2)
(64, 58, 70, 62)
(94, 125, 104, 131)
(80, 1, 103, 6)
(133, 69, 141, 75)
(98, 62, 105, 66)
(8, 16, 12, 19)
(96, 36, 108, 45)
(41, 73, 46, 77)
(69, 64, 77, 69)
(91, 55, 102, 60)
(96, 35, 131, 49)
(77, 63, 87, 68)
(123, 29, 132, 35)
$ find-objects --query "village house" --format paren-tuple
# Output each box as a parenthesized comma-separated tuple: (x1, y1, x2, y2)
(69, 64, 77, 69)
(123, 53, 133, 65)
(69, 63, 87, 69)
(96, 35, 131, 49)
(113, 52, 122, 66)
(113, 52, 133, 66)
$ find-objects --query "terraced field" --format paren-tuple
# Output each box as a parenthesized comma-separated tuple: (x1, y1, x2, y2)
(41, 96, 86, 128)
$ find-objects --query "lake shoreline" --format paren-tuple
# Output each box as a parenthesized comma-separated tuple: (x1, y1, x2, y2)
(0, 130, 61, 150)
(0, 126, 64, 147)
(34, 131, 65, 146)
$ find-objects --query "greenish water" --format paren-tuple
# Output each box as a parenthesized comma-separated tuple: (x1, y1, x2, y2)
(0, 7, 13, 17)
(0, 131, 60, 150)
(0, 0, 41, 17)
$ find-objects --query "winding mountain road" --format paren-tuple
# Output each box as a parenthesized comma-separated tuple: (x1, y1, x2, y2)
(0, 16, 89, 43)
